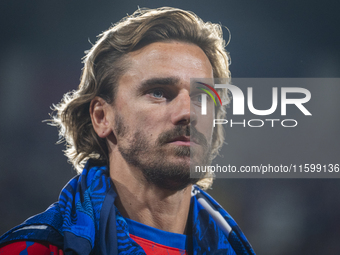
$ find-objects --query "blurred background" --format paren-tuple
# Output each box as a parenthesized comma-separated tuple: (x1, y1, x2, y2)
(1, 1, 339, 254)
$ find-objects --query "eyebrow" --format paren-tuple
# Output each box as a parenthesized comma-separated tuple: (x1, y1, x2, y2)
(139, 77, 180, 90)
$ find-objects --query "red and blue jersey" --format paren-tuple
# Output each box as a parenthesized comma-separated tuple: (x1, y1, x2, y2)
(0, 162, 256, 254)
(0, 240, 63, 255)
(125, 217, 188, 254)
(0, 218, 188, 255)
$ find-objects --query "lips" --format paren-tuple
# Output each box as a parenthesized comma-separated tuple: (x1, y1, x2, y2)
(168, 136, 199, 145)
(157, 126, 206, 147)
(168, 136, 189, 142)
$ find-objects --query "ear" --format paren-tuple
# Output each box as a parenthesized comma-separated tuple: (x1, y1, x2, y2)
(90, 97, 113, 138)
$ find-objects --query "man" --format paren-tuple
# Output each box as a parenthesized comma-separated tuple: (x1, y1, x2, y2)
(0, 7, 255, 255)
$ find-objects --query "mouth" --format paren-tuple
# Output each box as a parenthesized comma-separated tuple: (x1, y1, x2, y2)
(168, 136, 198, 146)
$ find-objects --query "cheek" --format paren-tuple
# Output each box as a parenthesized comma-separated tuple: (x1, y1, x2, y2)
(124, 107, 167, 135)
(196, 114, 214, 141)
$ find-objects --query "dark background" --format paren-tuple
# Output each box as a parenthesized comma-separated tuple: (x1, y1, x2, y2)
(1, 1, 339, 254)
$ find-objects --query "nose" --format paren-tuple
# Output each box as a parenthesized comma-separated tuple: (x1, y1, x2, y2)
(170, 90, 197, 126)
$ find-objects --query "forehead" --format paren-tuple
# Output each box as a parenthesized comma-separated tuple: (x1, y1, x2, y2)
(119, 41, 213, 88)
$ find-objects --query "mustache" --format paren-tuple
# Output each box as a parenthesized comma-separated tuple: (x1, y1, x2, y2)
(157, 125, 208, 147)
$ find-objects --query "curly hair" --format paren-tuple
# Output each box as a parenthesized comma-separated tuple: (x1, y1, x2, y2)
(51, 7, 231, 189)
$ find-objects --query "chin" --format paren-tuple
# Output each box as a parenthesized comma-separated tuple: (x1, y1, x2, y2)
(153, 176, 199, 191)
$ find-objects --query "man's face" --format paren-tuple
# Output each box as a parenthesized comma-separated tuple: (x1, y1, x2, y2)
(111, 41, 214, 190)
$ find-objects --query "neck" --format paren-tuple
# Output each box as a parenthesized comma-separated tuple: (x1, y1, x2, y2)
(109, 153, 192, 235)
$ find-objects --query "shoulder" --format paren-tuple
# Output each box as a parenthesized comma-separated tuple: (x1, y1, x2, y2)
(0, 240, 63, 255)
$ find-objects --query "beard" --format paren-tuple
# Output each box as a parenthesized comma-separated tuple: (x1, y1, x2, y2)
(115, 114, 211, 191)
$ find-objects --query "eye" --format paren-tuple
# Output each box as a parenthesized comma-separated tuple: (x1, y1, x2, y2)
(145, 87, 176, 101)
(151, 89, 164, 98)
(191, 93, 203, 103)
(197, 94, 202, 103)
